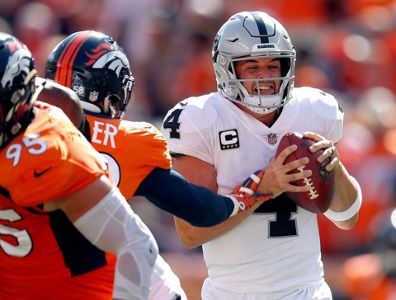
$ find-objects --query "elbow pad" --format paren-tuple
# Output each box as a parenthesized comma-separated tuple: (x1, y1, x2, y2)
(73, 188, 158, 300)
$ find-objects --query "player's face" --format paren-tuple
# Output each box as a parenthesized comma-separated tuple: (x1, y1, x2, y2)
(234, 58, 281, 95)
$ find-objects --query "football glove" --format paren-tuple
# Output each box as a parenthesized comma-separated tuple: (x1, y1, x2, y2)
(227, 170, 273, 216)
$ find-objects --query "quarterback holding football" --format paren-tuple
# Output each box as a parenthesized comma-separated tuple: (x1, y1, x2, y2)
(161, 11, 362, 300)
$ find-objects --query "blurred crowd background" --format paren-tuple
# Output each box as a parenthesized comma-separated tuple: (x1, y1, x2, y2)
(2, 0, 396, 299)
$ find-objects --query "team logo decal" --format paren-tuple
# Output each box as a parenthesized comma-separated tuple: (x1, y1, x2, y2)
(72, 74, 85, 97)
(85, 43, 113, 66)
(267, 133, 277, 145)
(219, 129, 239, 150)
(85, 43, 130, 77)
(89, 91, 99, 102)
(1, 46, 31, 91)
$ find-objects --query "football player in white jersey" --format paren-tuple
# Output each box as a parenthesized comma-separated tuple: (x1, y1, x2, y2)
(161, 11, 362, 300)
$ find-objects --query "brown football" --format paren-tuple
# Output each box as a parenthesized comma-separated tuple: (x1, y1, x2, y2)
(275, 132, 335, 213)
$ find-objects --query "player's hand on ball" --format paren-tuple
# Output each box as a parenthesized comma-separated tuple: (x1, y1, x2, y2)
(303, 132, 339, 172)
(273, 132, 336, 213)
(256, 144, 312, 198)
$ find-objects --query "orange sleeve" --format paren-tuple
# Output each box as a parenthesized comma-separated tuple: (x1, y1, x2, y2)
(111, 121, 171, 198)
(127, 121, 172, 169)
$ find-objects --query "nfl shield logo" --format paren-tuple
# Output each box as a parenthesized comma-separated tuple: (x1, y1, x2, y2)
(267, 133, 277, 145)
(89, 91, 99, 102)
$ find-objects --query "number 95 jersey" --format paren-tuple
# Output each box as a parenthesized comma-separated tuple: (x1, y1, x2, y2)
(161, 89, 343, 293)
(0, 102, 115, 300)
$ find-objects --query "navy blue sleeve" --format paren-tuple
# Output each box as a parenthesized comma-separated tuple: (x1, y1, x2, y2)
(135, 168, 235, 227)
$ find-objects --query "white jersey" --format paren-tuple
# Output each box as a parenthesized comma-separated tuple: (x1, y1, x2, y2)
(161, 87, 343, 293)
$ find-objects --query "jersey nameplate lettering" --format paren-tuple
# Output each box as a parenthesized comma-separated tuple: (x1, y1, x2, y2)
(91, 120, 118, 148)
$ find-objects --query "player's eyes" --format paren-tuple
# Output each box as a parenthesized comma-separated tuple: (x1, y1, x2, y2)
(245, 65, 258, 71)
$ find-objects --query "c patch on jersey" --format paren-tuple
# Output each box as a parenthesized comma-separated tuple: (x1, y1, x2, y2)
(219, 129, 239, 150)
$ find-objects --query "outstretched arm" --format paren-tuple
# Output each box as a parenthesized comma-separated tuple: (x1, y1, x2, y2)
(135, 167, 272, 228)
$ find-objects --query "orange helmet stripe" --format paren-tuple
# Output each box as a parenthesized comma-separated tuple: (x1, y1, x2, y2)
(55, 31, 92, 86)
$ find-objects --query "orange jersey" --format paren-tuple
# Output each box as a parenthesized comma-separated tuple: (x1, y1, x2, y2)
(0, 103, 116, 300)
(86, 114, 171, 199)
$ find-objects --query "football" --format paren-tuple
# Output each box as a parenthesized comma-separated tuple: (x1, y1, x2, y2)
(275, 132, 335, 213)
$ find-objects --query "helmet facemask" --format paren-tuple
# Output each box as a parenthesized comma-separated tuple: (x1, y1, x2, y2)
(107, 72, 135, 119)
(104, 73, 134, 119)
(226, 55, 295, 114)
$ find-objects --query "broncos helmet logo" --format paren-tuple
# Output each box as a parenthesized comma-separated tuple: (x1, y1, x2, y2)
(1, 47, 32, 92)
(85, 44, 130, 77)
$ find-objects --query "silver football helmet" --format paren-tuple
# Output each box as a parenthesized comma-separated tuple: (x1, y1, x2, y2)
(212, 11, 296, 115)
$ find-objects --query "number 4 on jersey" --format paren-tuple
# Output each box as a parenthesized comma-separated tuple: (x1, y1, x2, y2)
(163, 109, 183, 139)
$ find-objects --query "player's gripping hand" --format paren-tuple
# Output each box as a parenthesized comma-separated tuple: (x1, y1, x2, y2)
(257, 144, 312, 198)
(226, 170, 273, 216)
